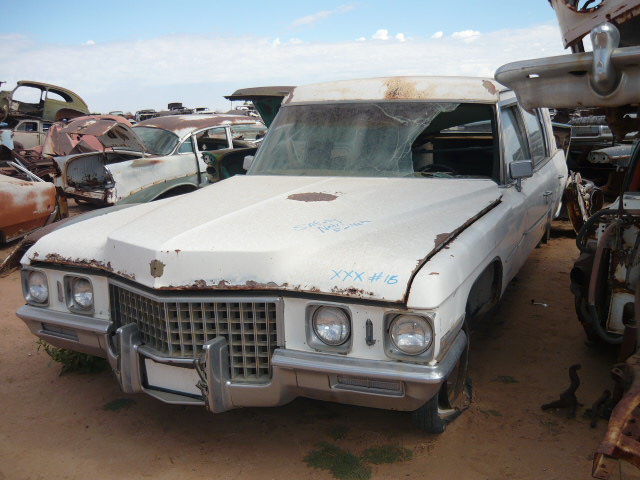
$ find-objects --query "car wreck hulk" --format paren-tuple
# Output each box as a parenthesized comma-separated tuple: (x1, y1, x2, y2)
(17, 76, 566, 433)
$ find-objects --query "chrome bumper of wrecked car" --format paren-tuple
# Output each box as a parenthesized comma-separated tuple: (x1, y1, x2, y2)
(17, 304, 466, 412)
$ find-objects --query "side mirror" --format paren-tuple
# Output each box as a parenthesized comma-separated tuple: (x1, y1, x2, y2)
(243, 155, 254, 172)
(509, 159, 533, 192)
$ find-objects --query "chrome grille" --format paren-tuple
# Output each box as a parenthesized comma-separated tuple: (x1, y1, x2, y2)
(109, 282, 280, 382)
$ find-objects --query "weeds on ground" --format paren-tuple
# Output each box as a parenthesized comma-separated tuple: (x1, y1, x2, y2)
(304, 439, 413, 480)
(361, 445, 413, 464)
(329, 425, 349, 441)
(37, 340, 107, 375)
(304, 443, 371, 480)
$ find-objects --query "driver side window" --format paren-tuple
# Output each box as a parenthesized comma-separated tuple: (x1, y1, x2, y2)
(500, 106, 530, 165)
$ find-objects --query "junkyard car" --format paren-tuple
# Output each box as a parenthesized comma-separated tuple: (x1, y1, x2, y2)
(0, 80, 89, 123)
(5, 118, 53, 150)
(53, 114, 266, 205)
(0, 172, 59, 243)
(16, 76, 566, 433)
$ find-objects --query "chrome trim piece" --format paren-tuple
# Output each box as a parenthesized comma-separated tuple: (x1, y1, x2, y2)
(64, 275, 95, 315)
(109, 279, 282, 383)
(383, 311, 435, 362)
(21, 268, 50, 307)
(495, 45, 640, 111)
(305, 302, 353, 354)
(17, 304, 111, 335)
(274, 329, 466, 385)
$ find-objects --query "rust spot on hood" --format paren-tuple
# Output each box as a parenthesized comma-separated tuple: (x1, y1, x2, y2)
(150, 259, 165, 278)
(288, 192, 338, 202)
(482, 80, 498, 95)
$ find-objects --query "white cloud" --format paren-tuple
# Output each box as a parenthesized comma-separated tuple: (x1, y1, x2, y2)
(395, 33, 406, 42)
(291, 4, 355, 27)
(355, 36, 366, 42)
(272, 37, 281, 47)
(288, 38, 303, 45)
(451, 30, 481, 43)
(432, 31, 443, 39)
(372, 29, 389, 40)
(0, 23, 565, 113)
(82, 40, 95, 46)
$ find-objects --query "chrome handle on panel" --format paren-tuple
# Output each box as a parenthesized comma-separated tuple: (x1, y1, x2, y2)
(543, 191, 552, 204)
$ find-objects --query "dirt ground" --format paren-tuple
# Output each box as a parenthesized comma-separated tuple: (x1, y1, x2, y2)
(0, 221, 638, 480)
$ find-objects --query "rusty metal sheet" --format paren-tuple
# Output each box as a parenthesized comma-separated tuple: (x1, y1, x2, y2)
(42, 115, 137, 157)
(550, 0, 640, 49)
(593, 353, 640, 479)
(0, 173, 56, 243)
(62, 116, 144, 152)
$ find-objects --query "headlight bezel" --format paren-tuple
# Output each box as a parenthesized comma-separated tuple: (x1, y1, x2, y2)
(306, 303, 352, 354)
(64, 275, 94, 314)
(22, 268, 50, 306)
(384, 312, 435, 362)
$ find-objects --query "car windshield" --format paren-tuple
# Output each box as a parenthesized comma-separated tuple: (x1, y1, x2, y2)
(249, 101, 497, 179)
(131, 126, 179, 155)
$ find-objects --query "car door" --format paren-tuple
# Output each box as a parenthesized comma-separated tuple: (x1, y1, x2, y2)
(499, 98, 550, 279)
(519, 106, 566, 239)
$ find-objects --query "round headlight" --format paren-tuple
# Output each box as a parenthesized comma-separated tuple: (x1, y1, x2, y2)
(390, 315, 433, 355)
(71, 277, 93, 309)
(312, 306, 350, 346)
(27, 271, 48, 304)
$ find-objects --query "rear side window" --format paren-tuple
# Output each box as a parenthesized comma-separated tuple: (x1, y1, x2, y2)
(17, 121, 38, 132)
(520, 108, 547, 166)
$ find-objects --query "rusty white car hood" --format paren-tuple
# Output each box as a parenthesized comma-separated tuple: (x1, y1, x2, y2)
(27, 175, 501, 302)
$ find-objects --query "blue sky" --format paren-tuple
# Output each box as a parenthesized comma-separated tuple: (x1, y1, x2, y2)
(2, 1, 566, 113)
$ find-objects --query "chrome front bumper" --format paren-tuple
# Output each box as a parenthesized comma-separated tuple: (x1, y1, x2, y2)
(17, 304, 467, 412)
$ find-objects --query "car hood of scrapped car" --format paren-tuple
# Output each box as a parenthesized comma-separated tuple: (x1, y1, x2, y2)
(26, 175, 502, 303)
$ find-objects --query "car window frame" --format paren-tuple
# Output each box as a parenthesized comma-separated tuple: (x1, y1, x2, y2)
(518, 106, 550, 170)
(498, 102, 532, 184)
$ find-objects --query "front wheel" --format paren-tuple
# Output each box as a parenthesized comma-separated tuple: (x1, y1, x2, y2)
(412, 340, 471, 433)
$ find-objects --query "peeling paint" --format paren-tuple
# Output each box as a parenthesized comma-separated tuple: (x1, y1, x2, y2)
(288, 192, 338, 202)
(482, 80, 498, 95)
(149, 259, 165, 278)
(39, 253, 135, 281)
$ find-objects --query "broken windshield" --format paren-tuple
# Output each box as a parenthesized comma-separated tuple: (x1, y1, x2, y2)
(249, 101, 497, 179)
(131, 126, 179, 156)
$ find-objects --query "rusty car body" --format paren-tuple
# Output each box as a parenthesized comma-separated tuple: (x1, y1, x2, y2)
(16, 75, 566, 434)
(0, 172, 59, 244)
(0, 81, 89, 123)
(496, 0, 640, 476)
(52, 114, 266, 205)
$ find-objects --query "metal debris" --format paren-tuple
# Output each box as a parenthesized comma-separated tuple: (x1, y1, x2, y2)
(542, 364, 582, 419)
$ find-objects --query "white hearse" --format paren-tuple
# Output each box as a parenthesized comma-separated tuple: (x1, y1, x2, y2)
(17, 76, 566, 433)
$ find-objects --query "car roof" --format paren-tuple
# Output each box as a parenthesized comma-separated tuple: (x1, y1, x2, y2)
(285, 76, 508, 104)
(135, 114, 261, 138)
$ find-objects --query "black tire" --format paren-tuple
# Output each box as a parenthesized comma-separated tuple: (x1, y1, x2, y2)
(412, 340, 471, 433)
(574, 293, 602, 345)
